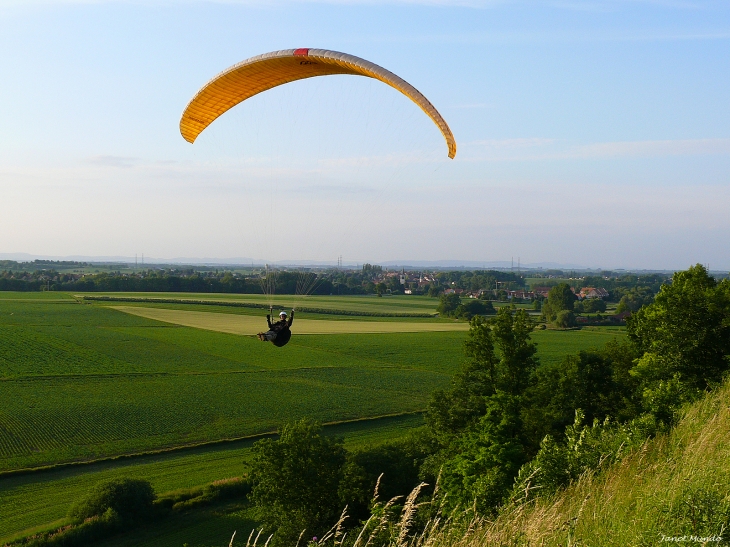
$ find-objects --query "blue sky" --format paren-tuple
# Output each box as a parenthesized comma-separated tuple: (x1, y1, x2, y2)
(1, 0, 729, 269)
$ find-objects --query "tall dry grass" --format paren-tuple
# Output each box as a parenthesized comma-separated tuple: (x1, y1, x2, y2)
(419, 379, 730, 546)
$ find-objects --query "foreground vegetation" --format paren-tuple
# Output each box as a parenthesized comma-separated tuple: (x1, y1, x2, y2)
(0, 290, 624, 544)
(12, 376, 729, 546)
(193, 264, 727, 547)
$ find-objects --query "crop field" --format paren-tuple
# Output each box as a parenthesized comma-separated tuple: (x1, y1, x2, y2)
(0, 296, 467, 472)
(111, 305, 469, 334)
(0, 362, 447, 471)
(0, 291, 625, 543)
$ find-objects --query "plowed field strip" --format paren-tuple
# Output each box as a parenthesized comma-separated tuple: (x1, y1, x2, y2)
(110, 306, 468, 334)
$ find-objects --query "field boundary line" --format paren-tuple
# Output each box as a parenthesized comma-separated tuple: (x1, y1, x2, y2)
(0, 411, 424, 479)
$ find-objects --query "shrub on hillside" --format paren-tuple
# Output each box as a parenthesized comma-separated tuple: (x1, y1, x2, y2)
(510, 410, 659, 501)
(339, 432, 434, 521)
(9, 508, 123, 547)
(68, 478, 155, 524)
(628, 264, 730, 394)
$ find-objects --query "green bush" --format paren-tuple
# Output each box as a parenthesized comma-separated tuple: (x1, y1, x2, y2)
(68, 478, 155, 524)
(511, 411, 659, 501)
(9, 507, 122, 547)
(582, 298, 607, 313)
(166, 477, 252, 512)
(437, 293, 462, 317)
(454, 299, 495, 319)
(554, 310, 576, 328)
(340, 433, 433, 521)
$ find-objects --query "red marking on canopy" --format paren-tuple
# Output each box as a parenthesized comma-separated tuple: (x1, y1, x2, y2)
(293, 48, 310, 56)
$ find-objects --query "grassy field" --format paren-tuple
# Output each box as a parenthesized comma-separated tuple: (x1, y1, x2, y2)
(111, 305, 469, 334)
(0, 414, 422, 544)
(0, 295, 467, 471)
(0, 295, 625, 472)
(0, 291, 625, 544)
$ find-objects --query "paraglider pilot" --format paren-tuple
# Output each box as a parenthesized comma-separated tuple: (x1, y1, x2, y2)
(257, 308, 294, 347)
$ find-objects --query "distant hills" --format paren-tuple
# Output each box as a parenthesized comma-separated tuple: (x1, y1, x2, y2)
(0, 252, 682, 273)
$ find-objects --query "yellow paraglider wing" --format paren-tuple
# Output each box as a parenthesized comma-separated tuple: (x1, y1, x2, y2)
(180, 48, 456, 159)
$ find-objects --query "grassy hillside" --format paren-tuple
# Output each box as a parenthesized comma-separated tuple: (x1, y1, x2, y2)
(431, 379, 730, 546)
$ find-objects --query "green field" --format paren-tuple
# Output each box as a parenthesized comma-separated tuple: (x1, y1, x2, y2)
(0, 414, 423, 544)
(0, 292, 625, 544)
(110, 305, 469, 333)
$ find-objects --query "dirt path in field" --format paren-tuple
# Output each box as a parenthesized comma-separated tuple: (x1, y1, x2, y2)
(110, 306, 468, 335)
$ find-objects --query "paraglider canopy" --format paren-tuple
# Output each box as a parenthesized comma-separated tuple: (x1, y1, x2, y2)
(180, 48, 456, 159)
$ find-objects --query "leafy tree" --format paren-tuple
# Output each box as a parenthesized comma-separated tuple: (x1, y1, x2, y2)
(426, 316, 499, 445)
(523, 341, 641, 445)
(440, 393, 527, 514)
(437, 292, 462, 317)
(425, 308, 538, 510)
(427, 284, 442, 297)
(427, 308, 537, 445)
(543, 283, 577, 322)
(554, 309, 577, 328)
(68, 478, 155, 524)
(548, 283, 577, 312)
(615, 287, 654, 313)
(490, 307, 538, 396)
(583, 298, 607, 313)
(249, 419, 347, 545)
(628, 264, 730, 392)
